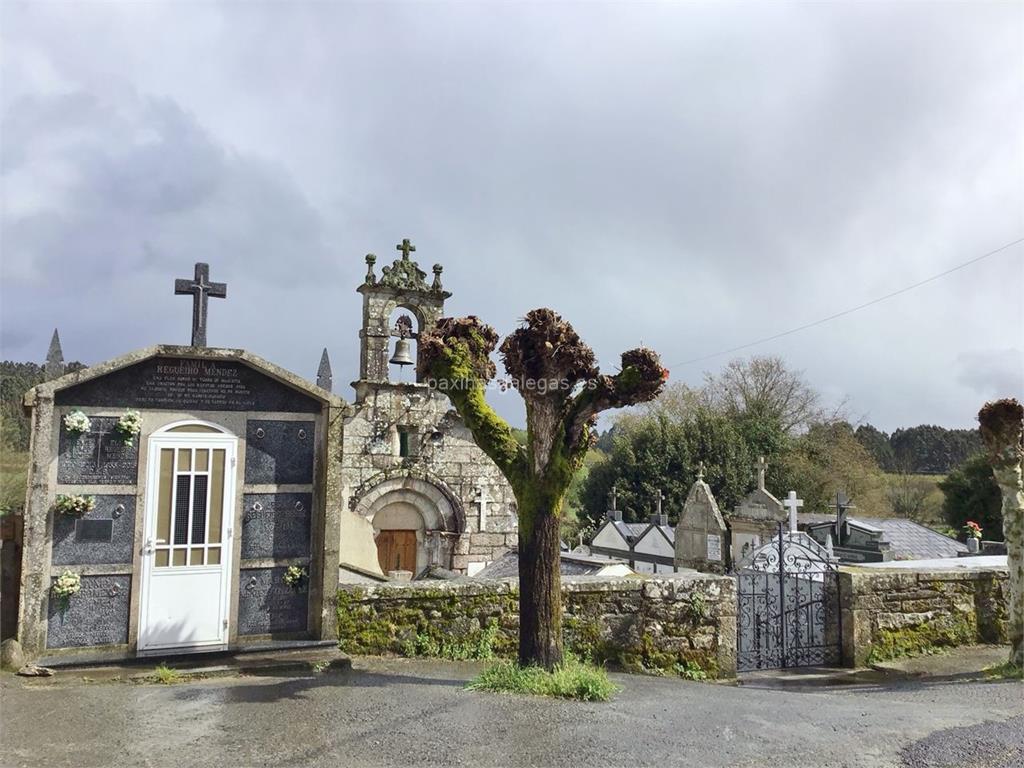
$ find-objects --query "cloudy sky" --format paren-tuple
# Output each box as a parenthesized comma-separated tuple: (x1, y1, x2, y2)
(1, 1, 1021, 431)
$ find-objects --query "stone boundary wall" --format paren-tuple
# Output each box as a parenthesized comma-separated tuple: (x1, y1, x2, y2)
(839, 566, 1009, 666)
(337, 573, 737, 678)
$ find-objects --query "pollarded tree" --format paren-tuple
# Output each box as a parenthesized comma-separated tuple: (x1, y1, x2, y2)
(419, 309, 667, 669)
(977, 398, 1023, 667)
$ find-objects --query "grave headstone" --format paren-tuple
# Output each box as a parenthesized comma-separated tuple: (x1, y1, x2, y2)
(237, 567, 308, 635)
(51, 495, 135, 565)
(57, 417, 139, 485)
(241, 493, 313, 560)
(46, 574, 130, 648)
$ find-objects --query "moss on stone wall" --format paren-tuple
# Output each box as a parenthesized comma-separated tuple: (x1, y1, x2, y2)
(868, 611, 977, 662)
(336, 575, 736, 679)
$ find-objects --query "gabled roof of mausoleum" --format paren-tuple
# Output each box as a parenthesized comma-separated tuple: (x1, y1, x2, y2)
(24, 344, 348, 409)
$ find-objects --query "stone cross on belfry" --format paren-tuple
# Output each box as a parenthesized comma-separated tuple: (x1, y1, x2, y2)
(397, 238, 416, 259)
(655, 489, 665, 516)
(783, 490, 803, 533)
(756, 456, 768, 491)
(609, 483, 618, 512)
(175, 263, 227, 347)
(475, 483, 491, 532)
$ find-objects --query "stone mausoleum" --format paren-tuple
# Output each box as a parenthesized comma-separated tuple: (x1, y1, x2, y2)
(15, 242, 516, 661)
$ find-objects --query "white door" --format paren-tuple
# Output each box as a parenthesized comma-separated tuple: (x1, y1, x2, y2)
(138, 431, 236, 651)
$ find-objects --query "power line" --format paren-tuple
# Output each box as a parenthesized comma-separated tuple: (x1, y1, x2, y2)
(669, 236, 1024, 368)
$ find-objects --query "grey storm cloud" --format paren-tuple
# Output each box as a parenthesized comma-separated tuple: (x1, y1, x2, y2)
(1, 1, 1021, 431)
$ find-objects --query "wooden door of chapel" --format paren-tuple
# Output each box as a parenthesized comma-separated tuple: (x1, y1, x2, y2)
(377, 530, 417, 574)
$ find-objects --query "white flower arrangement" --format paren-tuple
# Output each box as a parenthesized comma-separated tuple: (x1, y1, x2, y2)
(54, 494, 96, 516)
(115, 409, 143, 446)
(52, 570, 81, 602)
(63, 410, 91, 436)
(283, 566, 308, 590)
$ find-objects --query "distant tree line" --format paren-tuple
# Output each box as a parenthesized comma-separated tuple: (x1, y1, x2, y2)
(853, 423, 983, 474)
(0, 360, 84, 450)
(566, 355, 1004, 542)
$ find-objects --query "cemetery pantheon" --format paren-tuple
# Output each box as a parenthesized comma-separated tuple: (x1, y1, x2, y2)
(15, 241, 517, 659)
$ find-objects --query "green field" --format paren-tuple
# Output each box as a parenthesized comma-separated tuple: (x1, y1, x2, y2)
(1, 449, 29, 514)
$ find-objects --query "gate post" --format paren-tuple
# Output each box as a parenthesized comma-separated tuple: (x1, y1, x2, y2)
(777, 522, 786, 668)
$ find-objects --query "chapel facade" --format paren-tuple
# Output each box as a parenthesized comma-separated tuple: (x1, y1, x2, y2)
(337, 244, 518, 580)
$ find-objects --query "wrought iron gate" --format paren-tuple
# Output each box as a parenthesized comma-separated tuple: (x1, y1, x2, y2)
(736, 527, 842, 671)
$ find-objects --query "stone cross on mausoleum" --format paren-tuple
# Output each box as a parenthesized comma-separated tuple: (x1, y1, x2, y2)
(655, 488, 666, 516)
(756, 455, 768, 490)
(174, 262, 227, 347)
(783, 490, 803, 533)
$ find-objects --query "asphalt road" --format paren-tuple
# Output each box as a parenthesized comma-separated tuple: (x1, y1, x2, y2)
(1, 658, 1021, 768)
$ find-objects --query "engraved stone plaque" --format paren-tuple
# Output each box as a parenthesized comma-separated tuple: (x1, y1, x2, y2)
(241, 493, 312, 560)
(54, 357, 321, 413)
(57, 417, 139, 485)
(47, 574, 130, 648)
(245, 421, 315, 485)
(706, 534, 722, 562)
(52, 495, 135, 566)
(237, 567, 308, 636)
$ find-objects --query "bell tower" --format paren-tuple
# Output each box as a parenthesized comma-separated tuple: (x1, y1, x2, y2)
(355, 238, 451, 401)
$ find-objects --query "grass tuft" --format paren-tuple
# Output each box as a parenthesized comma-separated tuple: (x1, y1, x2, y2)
(984, 661, 1023, 680)
(466, 655, 618, 702)
(152, 663, 181, 685)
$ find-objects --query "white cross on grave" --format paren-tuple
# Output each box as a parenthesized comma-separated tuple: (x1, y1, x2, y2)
(783, 490, 803, 533)
(475, 483, 491, 532)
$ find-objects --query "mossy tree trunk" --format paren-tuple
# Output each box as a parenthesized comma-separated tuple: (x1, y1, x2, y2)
(517, 492, 565, 668)
(978, 398, 1023, 668)
(420, 310, 666, 670)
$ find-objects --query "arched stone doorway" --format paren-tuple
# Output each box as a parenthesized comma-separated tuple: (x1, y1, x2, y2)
(351, 475, 464, 576)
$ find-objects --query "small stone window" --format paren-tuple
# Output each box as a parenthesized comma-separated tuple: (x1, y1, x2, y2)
(397, 427, 418, 458)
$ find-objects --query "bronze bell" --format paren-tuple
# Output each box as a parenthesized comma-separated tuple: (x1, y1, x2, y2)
(389, 337, 415, 367)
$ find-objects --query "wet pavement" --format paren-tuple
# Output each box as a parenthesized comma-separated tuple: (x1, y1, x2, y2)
(2, 656, 1021, 768)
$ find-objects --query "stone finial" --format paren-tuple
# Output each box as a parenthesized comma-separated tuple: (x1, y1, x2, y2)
(655, 489, 665, 516)
(317, 347, 333, 392)
(696, 461, 705, 481)
(379, 237, 429, 291)
(431, 264, 444, 291)
(44, 328, 64, 380)
(364, 254, 377, 285)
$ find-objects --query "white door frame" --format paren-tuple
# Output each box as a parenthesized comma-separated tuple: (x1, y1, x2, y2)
(138, 425, 237, 653)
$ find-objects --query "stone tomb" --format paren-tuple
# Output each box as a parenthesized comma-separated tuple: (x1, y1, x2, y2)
(674, 471, 728, 574)
(18, 345, 344, 659)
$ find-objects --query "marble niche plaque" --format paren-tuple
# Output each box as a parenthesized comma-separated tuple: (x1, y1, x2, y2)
(241, 493, 313, 560)
(237, 567, 308, 636)
(245, 420, 315, 485)
(57, 416, 139, 485)
(52, 495, 136, 566)
(54, 357, 321, 413)
(47, 574, 131, 648)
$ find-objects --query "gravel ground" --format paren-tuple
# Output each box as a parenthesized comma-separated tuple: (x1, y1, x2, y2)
(1, 657, 1021, 768)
